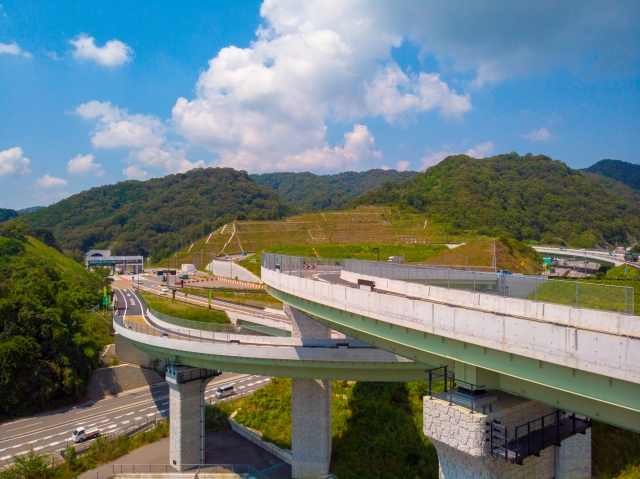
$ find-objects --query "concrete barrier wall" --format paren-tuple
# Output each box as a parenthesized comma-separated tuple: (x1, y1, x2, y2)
(263, 269, 640, 385)
(206, 260, 262, 283)
(228, 418, 292, 464)
(85, 364, 164, 399)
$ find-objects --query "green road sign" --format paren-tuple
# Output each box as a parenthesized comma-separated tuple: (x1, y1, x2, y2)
(102, 296, 109, 306)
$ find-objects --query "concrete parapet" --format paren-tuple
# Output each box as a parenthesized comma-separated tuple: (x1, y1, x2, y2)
(292, 378, 332, 479)
(227, 417, 292, 464)
(115, 334, 165, 370)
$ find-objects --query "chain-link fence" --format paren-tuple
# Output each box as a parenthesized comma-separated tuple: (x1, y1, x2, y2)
(86, 463, 269, 478)
(262, 253, 635, 315)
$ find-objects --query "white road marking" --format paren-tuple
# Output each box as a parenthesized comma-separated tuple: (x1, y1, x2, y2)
(121, 421, 130, 425)
(146, 413, 156, 417)
(134, 417, 142, 421)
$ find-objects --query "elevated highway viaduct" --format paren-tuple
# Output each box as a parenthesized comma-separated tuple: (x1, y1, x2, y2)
(116, 254, 640, 478)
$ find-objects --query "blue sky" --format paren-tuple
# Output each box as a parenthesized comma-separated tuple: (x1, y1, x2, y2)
(0, 1, 638, 209)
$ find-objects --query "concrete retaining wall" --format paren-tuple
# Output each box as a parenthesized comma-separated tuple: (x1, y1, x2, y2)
(228, 418, 292, 464)
(115, 334, 165, 370)
(206, 260, 262, 283)
(85, 364, 164, 399)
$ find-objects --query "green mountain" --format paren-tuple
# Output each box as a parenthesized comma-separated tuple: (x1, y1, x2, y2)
(17, 206, 44, 215)
(19, 168, 293, 262)
(251, 169, 418, 212)
(352, 153, 640, 247)
(0, 221, 111, 417)
(584, 159, 640, 191)
(0, 208, 18, 223)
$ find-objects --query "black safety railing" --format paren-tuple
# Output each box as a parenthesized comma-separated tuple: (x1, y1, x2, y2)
(488, 411, 591, 464)
(425, 366, 489, 414)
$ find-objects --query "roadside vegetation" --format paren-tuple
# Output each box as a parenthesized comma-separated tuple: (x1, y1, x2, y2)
(181, 286, 283, 309)
(0, 221, 112, 419)
(264, 243, 448, 263)
(140, 291, 229, 324)
(205, 378, 439, 479)
(0, 420, 169, 479)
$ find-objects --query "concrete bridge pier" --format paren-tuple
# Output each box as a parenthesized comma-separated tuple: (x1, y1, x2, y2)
(285, 305, 333, 479)
(166, 366, 219, 472)
(423, 366, 591, 479)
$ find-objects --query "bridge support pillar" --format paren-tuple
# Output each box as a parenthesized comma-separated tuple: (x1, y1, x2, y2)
(554, 426, 591, 479)
(424, 393, 556, 479)
(285, 305, 332, 478)
(166, 366, 219, 472)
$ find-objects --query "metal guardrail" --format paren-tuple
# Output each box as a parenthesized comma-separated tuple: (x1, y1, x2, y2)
(88, 463, 269, 479)
(262, 253, 634, 315)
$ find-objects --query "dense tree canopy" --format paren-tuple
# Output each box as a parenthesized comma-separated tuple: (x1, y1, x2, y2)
(19, 168, 293, 262)
(0, 208, 18, 223)
(584, 159, 640, 191)
(251, 169, 418, 212)
(352, 153, 640, 247)
(0, 222, 111, 417)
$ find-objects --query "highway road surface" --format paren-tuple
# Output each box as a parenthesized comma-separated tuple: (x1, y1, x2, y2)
(0, 373, 272, 467)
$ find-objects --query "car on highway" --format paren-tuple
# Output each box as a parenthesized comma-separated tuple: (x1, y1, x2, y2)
(579, 248, 586, 252)
(73, 426, 100, 443)
(559, 247, 566, 251)
(137, 280, 143, 284)
(496, 270, 513, 275)
(216, 384, 235, 399)
(161, 287, 169, 294)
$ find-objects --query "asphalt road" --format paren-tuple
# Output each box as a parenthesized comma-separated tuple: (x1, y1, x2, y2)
(0, 373, 271, 466)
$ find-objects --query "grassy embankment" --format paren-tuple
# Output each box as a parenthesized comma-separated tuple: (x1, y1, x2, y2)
(205, 379, 640, 479)
(140, 291, 230, 324)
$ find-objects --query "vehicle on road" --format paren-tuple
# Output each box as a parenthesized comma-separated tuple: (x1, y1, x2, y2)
(73, 427, 100, 443)
(388, 255, 405, 263)
(215, 384, 234, 399)
(559, 247, 566, 251)
(579, 248, 586, 252)
(161, 286, 169, 294)
(497, 270, 513, 275)
(137, 280, 143, 284)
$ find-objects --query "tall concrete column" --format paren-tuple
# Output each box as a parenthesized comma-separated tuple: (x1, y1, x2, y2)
(166, 367, 217, 472)
(554, 426, 591, 479)
(284, 305, 333, 479)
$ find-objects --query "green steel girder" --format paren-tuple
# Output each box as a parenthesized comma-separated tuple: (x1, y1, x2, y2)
(126, 339, 431, 382)
(267, 287, 640, 432)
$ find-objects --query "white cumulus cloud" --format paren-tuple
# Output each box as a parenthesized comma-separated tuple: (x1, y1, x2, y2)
(122, 165, 148, 180)
(0, 147, 32, 176)
(522, 127, 551, 142)
(275, 125, 380, 172)
(70, 34, 133, 66)
(0, 42, 32, 57)
(396, 160, 411, 172)
(67, 154, 104, 176)
(465, 141, 494, 158)
(36, 174, 68, 188)
(128, 146, 206, 174)
(171, 1, 472, 172)
(76, 101, 164, 149)
(421, 150, 451, 170)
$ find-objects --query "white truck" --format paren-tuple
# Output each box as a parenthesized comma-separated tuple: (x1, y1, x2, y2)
(72, 426, 100, 443)
(181, 263, 196, 273)
(388, 255, 405, 263)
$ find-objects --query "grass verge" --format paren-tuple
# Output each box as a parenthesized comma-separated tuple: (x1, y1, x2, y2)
(181, 286, 283, 309)
(263, 243, 448, 263)
(140, 291, 230, 324)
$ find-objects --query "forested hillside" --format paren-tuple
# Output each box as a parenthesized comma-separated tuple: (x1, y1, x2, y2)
(352, 153, 640, 247)
(19, 168, 293, 262)
(0, 221, 111, 417)
(584, 159, 640, 191)
(0, 208, 18, 223)
(251, 169, 417, 211)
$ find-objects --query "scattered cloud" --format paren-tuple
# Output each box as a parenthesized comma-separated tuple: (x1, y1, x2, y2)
(365, 64, 471, 122)
(396, 160, 410, 172)
(122, 165, 148, 180)
(421, 150, 451, 169)
(35, 174, 68, 188)
(275, 125, 380, 172)
(67, 154, 104, 176)
(465, 141, 494, 158)
(521, 127, 551, 142)
(32, 190, 70, 204)
(70, 34, 133, 66)
(380, 165, 391, 171)
(128, 146, 206, 174)
(76, 101, 164, 149)
(46, 51, 61, 61)
(0, 147, 31, 176)
(0, 42, 32, 58)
